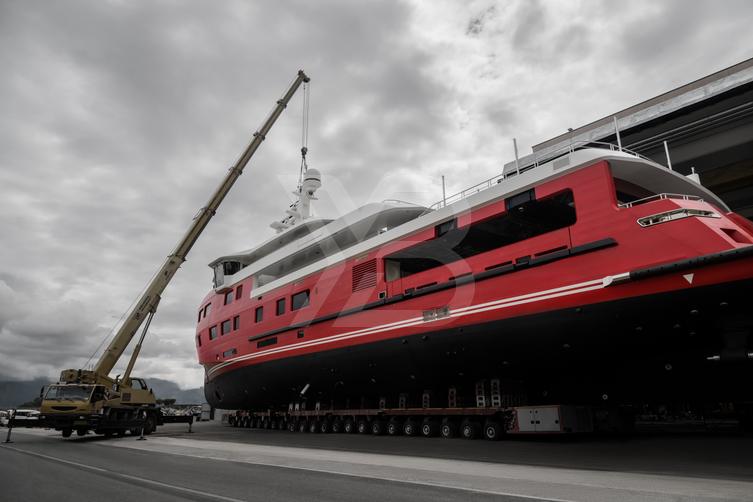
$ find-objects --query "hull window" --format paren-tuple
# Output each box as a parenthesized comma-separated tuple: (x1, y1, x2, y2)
(221, 320, 231, 336)
(291, 290, 310, 311)
(224, 291, 233, 305)
(255, 306, 263, 323)
(222, 348, 237, 358)
(386, 190, 576, 279)
(235, 285, 243, 301)
(257, 337, 277, 348)
(276, 298, 286, 316)
(233, 315, 240, 330)
(209, 325, 218, 340)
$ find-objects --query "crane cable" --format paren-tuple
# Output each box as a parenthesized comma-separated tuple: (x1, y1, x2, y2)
(298, 80, 310, 191)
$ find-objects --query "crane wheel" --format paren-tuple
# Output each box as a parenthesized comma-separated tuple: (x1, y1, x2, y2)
(308, 421, 319, 433)
(61, 428, 73, 438)
(421, 419, 439, 437)
(356, 420, 369, 434)
(76, 428, 87, 437)
(144, 415, 156, 435)
(319, 421, 331, 433)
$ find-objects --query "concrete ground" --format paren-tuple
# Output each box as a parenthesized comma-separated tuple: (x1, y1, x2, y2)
(1, 422, 752, 501)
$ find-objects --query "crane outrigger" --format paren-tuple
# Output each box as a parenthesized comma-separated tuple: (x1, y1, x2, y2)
(33, 70, 310, 438)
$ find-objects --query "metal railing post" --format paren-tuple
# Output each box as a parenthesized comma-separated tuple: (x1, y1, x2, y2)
(138, 409, 147, 441)
(3, 409, 14, 443)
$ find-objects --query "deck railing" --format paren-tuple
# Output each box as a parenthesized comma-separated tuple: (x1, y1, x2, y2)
(430, 141, 657, 210)
(617, 193, 704, 208)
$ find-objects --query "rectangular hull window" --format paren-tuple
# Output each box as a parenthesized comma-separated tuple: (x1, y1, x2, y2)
(257, 337, 277, 348)
(291, 290, 310, 310)
(221, 320, 231, 336)
(255, 306, 263, 323)
(209, 326, 218, 340)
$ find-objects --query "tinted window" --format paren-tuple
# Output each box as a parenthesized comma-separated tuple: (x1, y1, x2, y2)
(203, 303, 211, 318)
(221, 320, 231, 335)
(257, 337, 277, 348)
(386, 190, 576, 278)
(255, 306, 263, 323)
(291, 290, 310, 311)
(224, 291, 233, 305)
(209, 326, 218, 340)
(233, 315, 240, 330)
(276, 298, 285, 316)
(235, 285, 243, 301)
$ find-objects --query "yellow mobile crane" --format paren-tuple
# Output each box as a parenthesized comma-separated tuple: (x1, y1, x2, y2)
(35, 71, 310, 438)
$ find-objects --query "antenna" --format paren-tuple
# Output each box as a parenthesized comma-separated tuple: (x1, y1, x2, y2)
(513, 138, 520, 175)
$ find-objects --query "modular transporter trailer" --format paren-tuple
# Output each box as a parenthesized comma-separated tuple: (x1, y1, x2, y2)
(229, 403, 596, 440)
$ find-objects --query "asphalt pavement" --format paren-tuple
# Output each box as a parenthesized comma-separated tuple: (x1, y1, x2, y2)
(0, 422, 751, 502)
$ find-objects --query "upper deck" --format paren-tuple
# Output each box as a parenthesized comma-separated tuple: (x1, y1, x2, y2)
(207, 146, 729, 299)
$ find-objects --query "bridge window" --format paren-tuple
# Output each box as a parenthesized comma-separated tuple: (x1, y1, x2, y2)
(209, 325, 218, 340)
(255, 306, 263, 323)
(291, 290, 310, 311)
(224, 291, 233, 306)
(221, 320, 231, 336)
(385, 190, 576, 279)
(233, 315, 240, 330)
(276, 298, 285, 316)
(235, 285, 243, 301)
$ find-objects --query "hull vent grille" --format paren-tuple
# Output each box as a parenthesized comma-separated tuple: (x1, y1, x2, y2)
(352, 259, 377, 292)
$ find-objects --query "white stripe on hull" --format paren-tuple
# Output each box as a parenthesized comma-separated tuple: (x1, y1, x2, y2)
(206, 273, 625, 379)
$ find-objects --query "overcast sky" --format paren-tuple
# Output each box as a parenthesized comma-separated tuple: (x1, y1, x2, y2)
(1, 0, 752, 389)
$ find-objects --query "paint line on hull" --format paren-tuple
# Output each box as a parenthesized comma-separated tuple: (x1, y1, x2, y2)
(207, 273, 624, 379)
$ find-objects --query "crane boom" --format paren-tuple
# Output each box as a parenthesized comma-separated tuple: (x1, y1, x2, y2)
(92, 70, 310, 377)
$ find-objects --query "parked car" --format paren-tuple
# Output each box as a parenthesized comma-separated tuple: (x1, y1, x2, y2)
(10, 409, 40, 423)
(0, 410, 9, 427)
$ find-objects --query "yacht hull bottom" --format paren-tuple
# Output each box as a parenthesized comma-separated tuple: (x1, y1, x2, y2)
(205, 277, 753, 410)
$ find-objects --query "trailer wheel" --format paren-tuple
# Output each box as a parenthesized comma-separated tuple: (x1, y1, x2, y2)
(76, 428, 87, 437)
(440, 419, 457, 438)
(483, 420, 502, 441)
(371, 420, 385, 435)
(331, 419, 343, 433)
(421, 419, 439, 437)
(61, 428, 73, 438)
(403, 419, 418, 436)
(387, 419, 401, 436)
(319, 420, 331, 433)
(229, 416, 237, 427)
(309, 421, 319, 433)
(357, 420, 369, 434)
(460, 419, 480, 440)
(298, 420, 308, 433)
(343, 418, 356, 433)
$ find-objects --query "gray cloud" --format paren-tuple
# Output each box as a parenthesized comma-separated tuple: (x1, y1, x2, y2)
(1, 0, 752, 388)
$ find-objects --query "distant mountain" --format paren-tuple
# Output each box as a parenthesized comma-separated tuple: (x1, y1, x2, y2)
(0, 378, 206, 408)
(0, 378, 49, 408)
